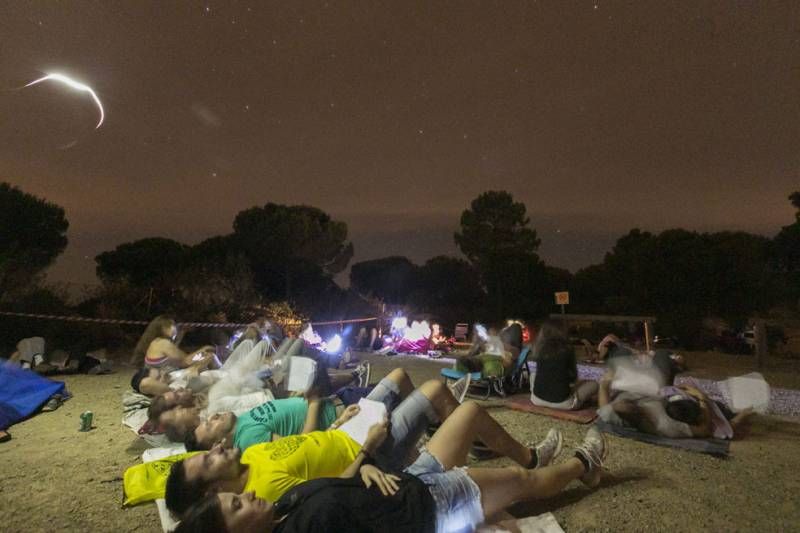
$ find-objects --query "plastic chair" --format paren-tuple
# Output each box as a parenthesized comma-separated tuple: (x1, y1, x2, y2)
(441, 345, 531, 399)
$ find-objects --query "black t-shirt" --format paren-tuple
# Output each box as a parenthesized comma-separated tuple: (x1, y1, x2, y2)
(273, 474, 436, 533)
(533, 339, 577, 403)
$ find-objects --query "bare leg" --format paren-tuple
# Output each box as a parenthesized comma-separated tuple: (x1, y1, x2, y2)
(416, 380, 460, 420)
(468, 459, 585, 518)
(425, 401, 533, 468)
(383, 367, 415, 397)
(328, 372, 357, 389)
(574, 380, 599, 407)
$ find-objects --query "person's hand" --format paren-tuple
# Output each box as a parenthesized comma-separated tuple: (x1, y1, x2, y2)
(360, 464, 400, 496)
(363, 420, 389, 452)
(331, 404, 360, 429)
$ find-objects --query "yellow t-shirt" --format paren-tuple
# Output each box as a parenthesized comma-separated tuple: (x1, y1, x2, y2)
(242, 429, 361, 502)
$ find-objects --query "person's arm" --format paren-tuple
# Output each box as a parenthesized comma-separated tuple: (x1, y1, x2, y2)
(598, 370, 614, 407)
(339, 421, 388, 478)
(139, 377, 172, 396)
(301, 397, 322, 434)
(329, 404, 360, 430)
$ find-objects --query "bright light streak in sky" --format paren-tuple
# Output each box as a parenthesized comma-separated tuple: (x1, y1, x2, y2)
(25, 73, 105, 128)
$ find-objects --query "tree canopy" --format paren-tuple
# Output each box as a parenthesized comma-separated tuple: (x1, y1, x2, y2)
(233, 203, 353, 300)
(0, 182, 68, 298)
(454, 190, 544, 319)
(349, 256, 418, 305)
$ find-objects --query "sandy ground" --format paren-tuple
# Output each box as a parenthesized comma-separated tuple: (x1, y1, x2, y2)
(1, 350, 800, 532)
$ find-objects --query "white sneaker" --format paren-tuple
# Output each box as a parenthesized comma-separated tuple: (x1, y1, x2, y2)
(532, 428, 563, 468)
(448, 373, 472, 404)
(574, 427, 607, 488)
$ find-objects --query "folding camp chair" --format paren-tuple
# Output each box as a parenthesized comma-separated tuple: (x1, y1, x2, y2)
(453, 323, 469, 342)
(441, 346, 531, 399)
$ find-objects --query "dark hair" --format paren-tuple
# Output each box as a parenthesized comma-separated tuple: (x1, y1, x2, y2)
(131, 367, 150, 393)
(184, 428, 205, 451)
(133, 315, 176, 364)
(532, 322, 570, 360)
(166, 459, 211, 517)
(147, 395, 171, 423)
(173, 494, 229, 533)
(665, 399, 702, 425)
(164, 422, 189, 443)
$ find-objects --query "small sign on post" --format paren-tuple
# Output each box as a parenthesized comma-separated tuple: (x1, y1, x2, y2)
(554, 291, 569, 315)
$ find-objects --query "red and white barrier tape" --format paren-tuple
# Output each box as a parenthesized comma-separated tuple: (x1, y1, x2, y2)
(0, 310, 378, 328)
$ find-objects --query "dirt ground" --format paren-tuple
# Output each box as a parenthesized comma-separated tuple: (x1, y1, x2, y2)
(1, 350, 799, 532)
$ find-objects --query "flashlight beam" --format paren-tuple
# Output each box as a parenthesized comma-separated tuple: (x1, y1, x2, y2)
(25, 73, 105, 128)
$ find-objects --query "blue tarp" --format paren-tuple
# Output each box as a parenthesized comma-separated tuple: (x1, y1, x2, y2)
(0, 360, 66, 430)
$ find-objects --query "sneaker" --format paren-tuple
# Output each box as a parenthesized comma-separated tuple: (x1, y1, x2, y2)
(531, 428, 563, 469)
(448, 374, 472, 404)
(354, 362, 371, 387)
(574, 427, 607, 488)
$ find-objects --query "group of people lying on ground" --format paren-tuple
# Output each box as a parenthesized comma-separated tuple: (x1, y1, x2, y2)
(529, 323, 753, 439)
(129, 315, 372, 444)
(163, 366, 607, 533)
(127, 315, 757, 531)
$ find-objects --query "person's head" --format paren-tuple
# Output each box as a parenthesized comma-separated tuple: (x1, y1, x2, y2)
(670, 353, 687, 371)
(133, 315, 177, 361)
(148, 390, 195, 423)
(174, 492, 275, 533)
(597, 334, 621, 359)
(612, 399, 648, 430)
(160, 406, 200, 442)
(165, 445, 245, 516)
(532, 322, 570, 360)
(665, 398, 702, 425)
(188, 411, 237, 451)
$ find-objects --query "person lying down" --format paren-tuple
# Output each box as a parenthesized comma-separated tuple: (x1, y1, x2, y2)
(172, 419, 607, 533)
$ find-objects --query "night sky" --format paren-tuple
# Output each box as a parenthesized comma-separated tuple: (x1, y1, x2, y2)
(1, 2, 798, 289)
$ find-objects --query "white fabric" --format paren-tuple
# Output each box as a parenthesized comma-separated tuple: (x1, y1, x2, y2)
(723, 372, 770, 414)
(485, 335, 505, 356)
(204, 390, 274, 417)
(478, 512, 564, 533)
(16, 337, 45, 364)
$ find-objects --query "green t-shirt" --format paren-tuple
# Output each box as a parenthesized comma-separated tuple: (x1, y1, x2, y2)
(233, 397, 337, 451)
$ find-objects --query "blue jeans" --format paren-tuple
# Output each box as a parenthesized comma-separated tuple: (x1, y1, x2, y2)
(366, 377, 439, 471)
(405, 450, 484, 533)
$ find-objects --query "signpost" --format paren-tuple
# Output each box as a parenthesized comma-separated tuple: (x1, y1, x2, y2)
(554, 291, 569, 315)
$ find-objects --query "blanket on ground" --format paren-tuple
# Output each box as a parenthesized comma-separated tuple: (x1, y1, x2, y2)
(0, 360, 66, 430)
(595, 419, 730, 456)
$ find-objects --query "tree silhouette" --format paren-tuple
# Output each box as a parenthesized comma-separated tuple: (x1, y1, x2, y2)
(455, 191, 543, 319)
(0, 182, 68, 300)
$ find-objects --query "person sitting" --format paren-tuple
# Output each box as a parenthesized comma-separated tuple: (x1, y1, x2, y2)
(530, 322, 598, 410)
(134, 315, 216, 372)
(454, 323, 520, 378)
(165, 377, 547, 516)
(173, 421, 605, 533)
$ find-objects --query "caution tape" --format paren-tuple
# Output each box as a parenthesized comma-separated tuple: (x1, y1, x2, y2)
(0, 310, 378, 329)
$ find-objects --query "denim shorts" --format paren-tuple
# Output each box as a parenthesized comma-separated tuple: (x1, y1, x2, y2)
(404, 450, 484, 533)
(367, 378, 439, 471)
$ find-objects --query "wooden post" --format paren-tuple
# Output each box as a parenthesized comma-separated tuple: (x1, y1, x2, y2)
(644, 320, 653, 351)
(754, 319, 767, 368)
